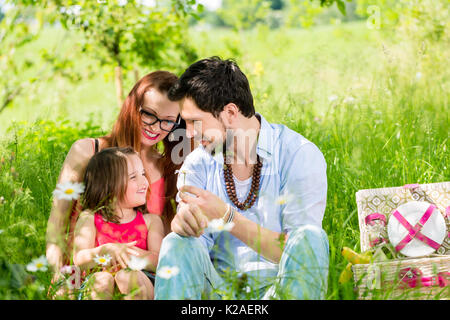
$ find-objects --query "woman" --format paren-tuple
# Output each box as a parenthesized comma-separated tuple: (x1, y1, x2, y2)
(46, 70, 189, 278)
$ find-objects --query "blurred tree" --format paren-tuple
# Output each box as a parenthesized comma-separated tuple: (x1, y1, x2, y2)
(284, 0, 324, 28)
(269, 0, 283, 10)
(217, 0, 272, 31)
(355, 0, 449, 42)
(49, 0, 201, 108)
(0, 2, 79, 115)
(0, 4, 36, 114)
(208, 0, 352, 30)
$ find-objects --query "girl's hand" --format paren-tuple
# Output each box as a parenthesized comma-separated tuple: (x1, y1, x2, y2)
(99, 241, 137, 269)
(126, 246, 147, 258)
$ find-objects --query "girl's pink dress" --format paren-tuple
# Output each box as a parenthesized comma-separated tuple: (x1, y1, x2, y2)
(94, 210, 148, 250)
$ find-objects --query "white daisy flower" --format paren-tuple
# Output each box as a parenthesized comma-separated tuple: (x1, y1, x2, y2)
(127, 255, 147, 271)
(93, 253, 112, 266)
(328, 94, 338, 102)
(207, 218, 235, 233)
(52, 182, 85, 201)
(26, 255, 48, 272)
(415, 72, 422, 80)
(276, 195, 291, 206)
(175, 169, 194, 176)
(276, 192, 297, 206)
(175, 169, 195, 185)
(60, 265, 73, 274)
(343, 96, 355, 104)
(157, 266, 180, 279)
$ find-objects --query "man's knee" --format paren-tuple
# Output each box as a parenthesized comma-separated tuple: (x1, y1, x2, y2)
(285, 225, 329, 265)
(160, 232, 206, 258)
(288, 225, 328, 248)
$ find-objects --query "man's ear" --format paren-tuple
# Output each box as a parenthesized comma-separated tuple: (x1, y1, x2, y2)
(221, 103, 240, 127)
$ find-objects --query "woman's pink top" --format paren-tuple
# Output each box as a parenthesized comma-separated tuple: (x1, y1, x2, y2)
(147, 177, 165, 215)
(94, 210, 148, 250)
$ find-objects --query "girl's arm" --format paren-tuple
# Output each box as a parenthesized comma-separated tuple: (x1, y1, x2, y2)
(46, 138, 95, 271)
(129, 214, 165, 272)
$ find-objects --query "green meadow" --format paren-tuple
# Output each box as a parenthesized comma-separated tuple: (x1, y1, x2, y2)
(0, 19, 449, 299)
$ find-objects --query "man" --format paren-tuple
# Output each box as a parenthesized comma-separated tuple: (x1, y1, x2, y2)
(154, 57, 329, 300)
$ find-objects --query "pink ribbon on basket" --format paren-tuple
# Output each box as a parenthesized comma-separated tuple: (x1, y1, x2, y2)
(365, 213, 388, 247)
(392, 204, 441, 252)
(369, 237, 388, 247)
(365, 213, 387, 226)
(399, 268, 450, 289)
(403, 184, 420, 189)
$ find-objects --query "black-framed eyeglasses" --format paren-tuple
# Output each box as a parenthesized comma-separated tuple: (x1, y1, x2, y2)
(139, 108, 181, 132)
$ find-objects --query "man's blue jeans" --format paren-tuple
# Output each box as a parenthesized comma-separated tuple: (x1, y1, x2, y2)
(154, 225, 329, 300)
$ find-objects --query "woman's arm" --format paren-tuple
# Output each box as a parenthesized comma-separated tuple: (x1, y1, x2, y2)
(72, 211, 101, 271)
(46, 138, 95, 271)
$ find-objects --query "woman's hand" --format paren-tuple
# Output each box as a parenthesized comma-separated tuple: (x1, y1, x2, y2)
(98, 241, 137, 269)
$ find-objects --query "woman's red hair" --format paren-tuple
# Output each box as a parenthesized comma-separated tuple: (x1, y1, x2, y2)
(102, 71, 188, 230)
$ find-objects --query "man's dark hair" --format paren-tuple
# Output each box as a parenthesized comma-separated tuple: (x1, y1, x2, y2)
(168, 57, 255, 118)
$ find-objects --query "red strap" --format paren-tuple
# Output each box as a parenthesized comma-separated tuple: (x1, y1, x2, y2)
(399, 268, 449, 288)
(403, 184, 419, 189)
(369, 237, 388, 247)
(365, 213, 386, 226)
(393, 204, 441, 252)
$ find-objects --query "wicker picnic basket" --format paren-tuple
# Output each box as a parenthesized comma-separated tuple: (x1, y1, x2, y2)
(352, 182, 450, 299)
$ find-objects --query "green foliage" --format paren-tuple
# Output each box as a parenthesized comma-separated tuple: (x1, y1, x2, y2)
(0, 3, 42, 113)
(0, 1, 92, 115)
(284, 0, 325, 28)
(217, 0, 272, 31)
(0, 0, 449, 299)
(52, 0, 200, 72)
(355, 0, 450, 42)
(194, 0, 358, 30)
(0, 118, 106, 299)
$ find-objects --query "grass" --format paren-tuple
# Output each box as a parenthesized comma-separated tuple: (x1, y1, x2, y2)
(0, 20, 449, 299)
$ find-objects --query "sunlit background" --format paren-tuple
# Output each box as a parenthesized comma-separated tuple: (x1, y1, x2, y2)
(0, 0, 448, 300)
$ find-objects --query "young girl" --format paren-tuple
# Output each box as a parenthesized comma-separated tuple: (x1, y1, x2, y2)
(73, 147, 165, 300)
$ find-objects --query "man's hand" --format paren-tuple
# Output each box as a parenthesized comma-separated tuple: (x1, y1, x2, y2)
(171, 185, 228, 237)
(178, 185, 228, 221)
(171, 202, 208, 237)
